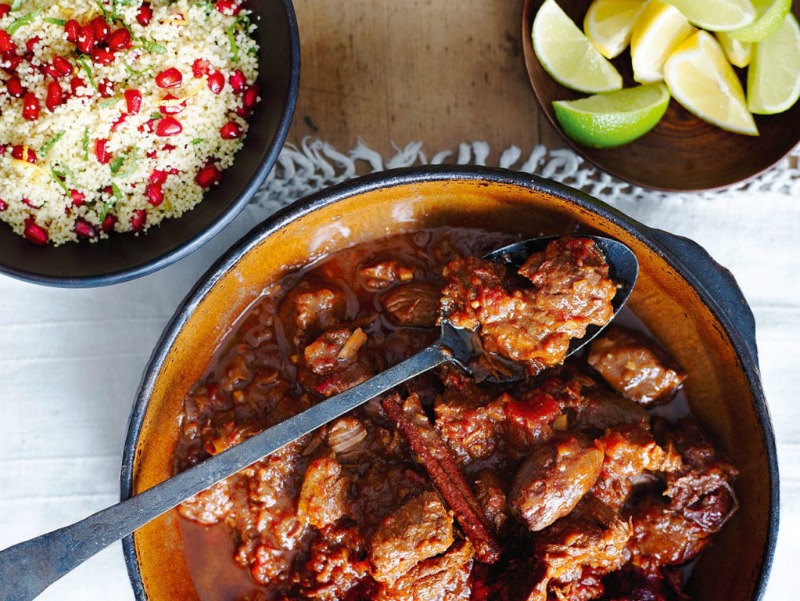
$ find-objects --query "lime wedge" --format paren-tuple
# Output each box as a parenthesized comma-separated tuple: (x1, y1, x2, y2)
(552, 84, 671, 148)
(747, 13, 800, 114)
(630, 0, 696, 83)
(662, 0, 757, 31)
(716, 31, 753, 67)
(664, 31, 758, 135)
(533, 0, 623, 93)
(728, 0, 793, 42)
(584, 0, 648, 58)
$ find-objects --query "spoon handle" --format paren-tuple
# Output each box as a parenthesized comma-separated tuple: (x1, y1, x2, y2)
(0, 343, 452, 601)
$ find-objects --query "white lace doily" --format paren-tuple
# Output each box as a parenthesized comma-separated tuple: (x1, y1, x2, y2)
(251, 138, 800, 216)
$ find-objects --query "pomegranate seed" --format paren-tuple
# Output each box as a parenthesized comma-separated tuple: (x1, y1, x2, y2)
(229, 69, 246, 93)
(149, 169, 168, 185)
(219, 121, 242, 139)
(0, 4, 9, 19)
(70, 189, 86, 207)
(195, 163, 221, 189)
(111, 113, 128, 132)
(0, 198, 7, 212)
(107, 28, 132, 51)
(6, 76, 25, 98)
(155, 67, 182, 89)
(146, 149, 157, 159)
(70, 77, 86, 96)
(159, 93, 185, 115)
(24, 219, 49, 245)
(77, 26, 94, 54)
(124, 88, 142, 114)
(192, 58, 210, 78)
(46, 81, 63, 111)
(155, 115, 182, 136)
(41, 62, 61, 79)
(95, 139, 110, 164)
(22, 92, 39, 120)
(74, 218, 97, 239)
(11, 145, 36, 163)
(164, 145, 176, 153)
(0, 30, 15, 54)
(136, 2, 152, 26)
(145, 183, 164, 206)
(25, 37, 41, 54)
(130, 209, 146, 231)
(98, 79, 114, 97)
(90, 17, 109, 44)
(215, 0, 241, 16)
(1, 52, 21, 73)
(22, 197, 42, 209)
(52, 55, 72, 77)
(91, 47, 115, 65)
(207, 70, 225, 94)
(64, 19, 80, 43)
(234, 103, 251, 118)
(243, 84, 260, 108)
(101, 213, 116, 232)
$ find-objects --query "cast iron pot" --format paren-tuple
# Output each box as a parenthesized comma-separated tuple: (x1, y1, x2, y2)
(0, 0, 300, 288)
(121, 166, 778, 600)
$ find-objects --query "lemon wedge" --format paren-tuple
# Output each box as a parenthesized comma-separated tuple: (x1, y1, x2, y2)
(715, 31, 752, 67)
(664, 30, 758, 134)
(553, 83, 671, 147)
(662, 0, 757, 32)
(747, 13, 800, 114)
(583, 0, 648, 58)
(728, 0, 793, 42)
(532, 0, 623, 93)
(630, 0, 696, 83)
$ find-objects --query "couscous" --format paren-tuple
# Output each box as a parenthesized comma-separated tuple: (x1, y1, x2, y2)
(0, 0, 259, 245)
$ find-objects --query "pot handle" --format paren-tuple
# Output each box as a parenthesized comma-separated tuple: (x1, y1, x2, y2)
(645, 227, 758, 367)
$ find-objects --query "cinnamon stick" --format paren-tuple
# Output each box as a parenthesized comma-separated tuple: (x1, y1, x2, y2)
(381, 393, 502, 564)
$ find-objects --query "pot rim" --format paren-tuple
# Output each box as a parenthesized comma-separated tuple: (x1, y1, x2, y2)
(120, 164, 778, 600)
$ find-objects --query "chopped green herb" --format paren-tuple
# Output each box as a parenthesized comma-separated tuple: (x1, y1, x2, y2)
(100, 96, 122, 108)
(39, 132, 65, 157)
(109, 156, 125, 174)
(82, 127, 90, 160)
(43, 17, 67, 26)
(150, 112, 163, 120)
(76, 56, 97, 90)
(196, 0, 214, 14)
(139, 38, 167, 54)
(98, 199, 116, 221)
(50, 165, 70, 194)
(117, 146, 139, 178)
(96, 1, 113, 22)
(227, 23, 239, 62)
(7, 8, 43, 35)
(124, 62, 154, 77)
(111, 183, 123, 200)
(191, 138, 204, 145)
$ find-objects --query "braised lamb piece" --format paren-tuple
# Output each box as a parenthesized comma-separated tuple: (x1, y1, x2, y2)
(174, 228, 737, 600)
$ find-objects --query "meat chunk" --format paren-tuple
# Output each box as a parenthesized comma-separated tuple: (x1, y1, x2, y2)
(368, 490, 455, 584)
(359, 258, 415, 290)
(434, 392, 509, 467)
(297, 455, 351, 529)
(178, 479, 233, 525)
(376, 540, 475, 601)
(474, 470, 509, 533)
(298, 326, 380, 397)
(298, 523, 370, 600)
(440, 237, 616, 374)
(587, 325, 687, 406)
(509, 433, 604, 532)
(380, 280, 441, 327)
(278, 281, 347, 347)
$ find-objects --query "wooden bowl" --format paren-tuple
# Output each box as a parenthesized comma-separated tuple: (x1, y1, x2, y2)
(121, 166, 778, 600)
(521, 0, 800, 191)
(0, 0, 300, 287)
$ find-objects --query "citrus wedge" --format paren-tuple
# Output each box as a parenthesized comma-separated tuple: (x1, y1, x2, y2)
(747, 13, 800, 114)
(630, 0, 696, 83)
(727, 0, 792, 42)
(532, 0, 623, 93)
(664, 30, 758, 134)
(715, 31, 752, 67)
(662, 0, 757, 32)
(584, 0, 648, 58)
(553, 83, 671, 147)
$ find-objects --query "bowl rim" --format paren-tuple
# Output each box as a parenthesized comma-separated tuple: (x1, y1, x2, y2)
(0, 0, 301, 289)
(120, 165, 779, 600)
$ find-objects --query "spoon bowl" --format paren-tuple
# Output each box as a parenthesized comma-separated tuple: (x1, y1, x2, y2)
(0, 234, 636, 601)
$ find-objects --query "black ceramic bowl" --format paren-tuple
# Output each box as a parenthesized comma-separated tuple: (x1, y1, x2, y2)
(121, 166, 778, 600)
(0, 0, 300, 287)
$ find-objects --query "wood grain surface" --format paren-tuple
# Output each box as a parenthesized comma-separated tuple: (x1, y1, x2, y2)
(287, 0, 564, 156)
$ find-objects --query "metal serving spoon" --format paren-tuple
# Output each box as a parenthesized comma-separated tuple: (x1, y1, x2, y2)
(0, 235, 637, 601)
